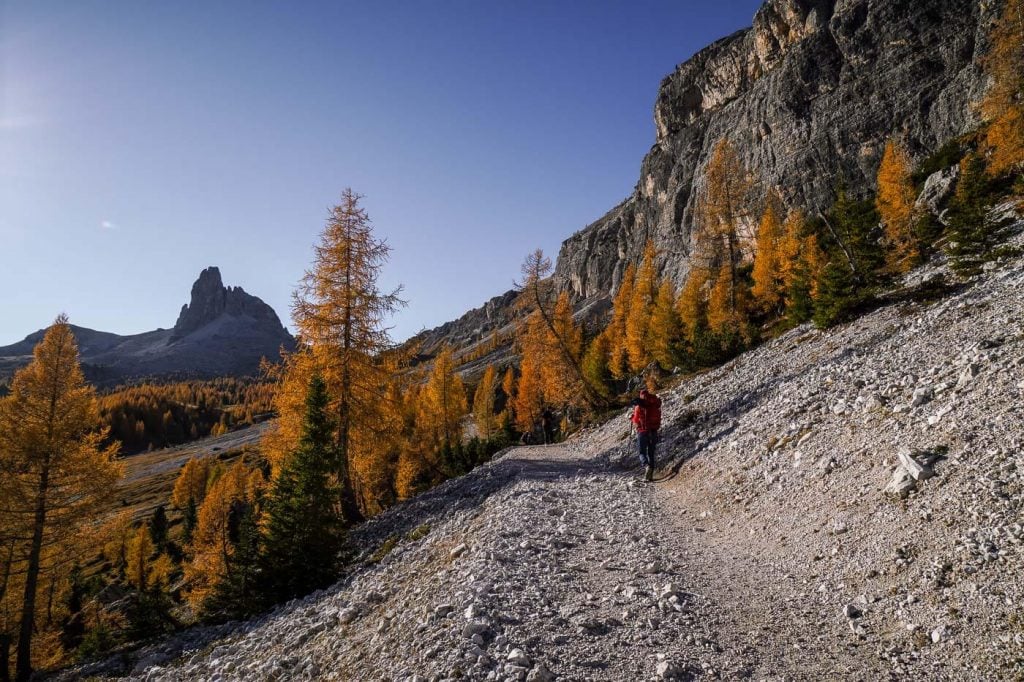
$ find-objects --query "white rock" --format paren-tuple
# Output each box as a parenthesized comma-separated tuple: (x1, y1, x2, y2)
(527, 663, 555, 682)
(656, 659, 681, 679)
(506, 648, 531, 667)
(911, 387, 933, 407)
(898, 449, 934, 481)
(885, 467, 916, 498)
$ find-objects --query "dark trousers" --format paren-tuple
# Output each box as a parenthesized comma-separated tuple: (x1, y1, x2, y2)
(637, 430, 657, 468)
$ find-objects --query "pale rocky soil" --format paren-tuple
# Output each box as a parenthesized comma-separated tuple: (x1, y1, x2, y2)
(66, 229, 1024, 681)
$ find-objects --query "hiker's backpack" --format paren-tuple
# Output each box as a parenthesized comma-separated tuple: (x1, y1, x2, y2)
(633, 394, 662, 432)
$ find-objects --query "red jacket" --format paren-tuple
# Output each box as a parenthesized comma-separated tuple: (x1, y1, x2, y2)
(631, 394, 662, 433)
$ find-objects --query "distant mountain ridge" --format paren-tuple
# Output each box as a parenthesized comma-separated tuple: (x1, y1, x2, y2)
(0, 267, 295, 386)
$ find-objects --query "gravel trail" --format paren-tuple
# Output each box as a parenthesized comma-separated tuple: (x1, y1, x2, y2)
(65, 232, 1024, 681)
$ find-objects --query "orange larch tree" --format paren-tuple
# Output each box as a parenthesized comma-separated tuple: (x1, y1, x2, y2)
(185, 461, 261, 609)
(693, 138, 758, 338)
(981, 0, 1024, 176)
(515, 250, 602, 409)
(649, 279, 683, 370)
(607, 264, 636, 380)
(750, 189, 786, 314)
(876, 139, 919, 272)
(417, 345, 467, 457)
(625, 241, 658, 373)
(171, 457, 213, 510)
(288, 188, 405, 525)
(0, 316, 122, 680)
(472, 365, 498, 440)
(676, 268, 709, 343)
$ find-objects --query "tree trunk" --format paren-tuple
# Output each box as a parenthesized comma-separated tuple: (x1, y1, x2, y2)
(1, 633, 11, 682)
(16, 466, 49, 682)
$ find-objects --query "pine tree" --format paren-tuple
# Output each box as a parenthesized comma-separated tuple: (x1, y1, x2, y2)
(945, 153, 1016, 275)
(821, 186, 885, 287)
(876, 139, 919, 273)
(981, 0, 1024, 176)
(260, 375, 345, 604)
(649, 279, 684, 370)
(607, 265, 635, 380)
(625, 241, 658, 373)
(148, 505, 169, 549)
(0, 316, 122, 681)
(203, 499, 262, 620)
(289, 188, 405, 525)
(813, 260, 859, 328)
(182, 497, 198, 545)
(472, 365, 498, 440)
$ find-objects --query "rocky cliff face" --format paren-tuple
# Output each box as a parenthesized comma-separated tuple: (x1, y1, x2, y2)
(409, 0, 995, 356)
(555, 0, 992, 298)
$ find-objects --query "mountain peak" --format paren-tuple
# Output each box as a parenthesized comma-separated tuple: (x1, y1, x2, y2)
(171, 267, 287, 342)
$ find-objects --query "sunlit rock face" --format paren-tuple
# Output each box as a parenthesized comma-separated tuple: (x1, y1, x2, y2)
(554, 0, 991, 301)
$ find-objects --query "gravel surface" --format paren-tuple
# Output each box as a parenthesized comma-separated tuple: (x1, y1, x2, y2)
(61, 229, 1024, 681)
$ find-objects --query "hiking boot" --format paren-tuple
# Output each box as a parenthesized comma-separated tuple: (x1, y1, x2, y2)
(645, 465, 654, 482)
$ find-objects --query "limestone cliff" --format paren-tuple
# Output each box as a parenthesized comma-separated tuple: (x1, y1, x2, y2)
(554, 0, 991, 298)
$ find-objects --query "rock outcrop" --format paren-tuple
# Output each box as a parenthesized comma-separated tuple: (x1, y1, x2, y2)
(172, 267, 286, 341)
(0, 268, 294, 385)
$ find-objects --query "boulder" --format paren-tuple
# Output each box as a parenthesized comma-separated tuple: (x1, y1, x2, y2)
(886, 468, 916, 498)
(898, 449, 935, 481)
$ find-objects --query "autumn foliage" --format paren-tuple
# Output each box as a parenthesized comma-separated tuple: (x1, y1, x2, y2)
(876, 139, 919, 272)
(981, 0, 1024, 176)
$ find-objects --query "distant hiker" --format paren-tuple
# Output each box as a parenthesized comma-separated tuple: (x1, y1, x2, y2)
(631, 387, 662, 481)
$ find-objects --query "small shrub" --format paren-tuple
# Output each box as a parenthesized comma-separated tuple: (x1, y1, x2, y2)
(406, 524, 431, 541)
(368, 535, 399, 563)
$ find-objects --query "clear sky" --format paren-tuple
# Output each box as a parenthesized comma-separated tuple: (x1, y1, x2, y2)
(0, 0, 763, 345)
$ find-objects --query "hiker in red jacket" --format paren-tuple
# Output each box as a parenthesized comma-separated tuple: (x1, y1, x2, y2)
(631, 388, 662, 481)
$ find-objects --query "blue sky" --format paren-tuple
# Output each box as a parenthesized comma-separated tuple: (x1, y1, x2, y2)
(0, 0, 762, 345)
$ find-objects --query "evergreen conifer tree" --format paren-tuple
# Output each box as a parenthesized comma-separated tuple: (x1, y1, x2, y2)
(204, 499, 263, 620)
(148, 505, 169, 549)
(182, 498, 198, 545)
(813, 261, 858, 328)
(945, 154, 1015, 276)
(260, 375, 345, 604)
